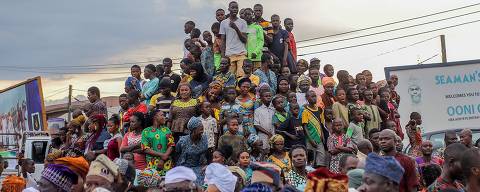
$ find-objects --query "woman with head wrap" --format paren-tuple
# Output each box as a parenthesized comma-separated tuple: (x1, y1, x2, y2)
(54, 156, 90, 192)
(199, 80, 223, 120)
(120, 112, 147, 170)
(84, 114, 110, 160)
(66, 115, 86, 150)
(36, 164, 78, 192)
(169, 83, 199, 142)
(141, 110, 175, 175)
(1, 175, 26, 192)
(248, 135, 266, 162)
(189, 62, 212, 98)
(175, 116, 209, 185)
(164, 166, 202, 192)
(296, 75, 312, 107)
(319, 77, 336, 109)
(205, 163, 237, 192)
(267, 134, 292, 173)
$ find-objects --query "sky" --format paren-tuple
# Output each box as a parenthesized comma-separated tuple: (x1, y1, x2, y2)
(1, 0, 480, 101)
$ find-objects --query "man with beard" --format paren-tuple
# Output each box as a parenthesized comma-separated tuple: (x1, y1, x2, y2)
(427, 143, 467, 192)
(379, 129, 419, 192)
(415, 140, 443, 190)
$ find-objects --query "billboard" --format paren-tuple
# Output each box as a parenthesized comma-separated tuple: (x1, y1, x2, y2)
(0, 77, 47, 150)
(385, 59, 480, 133)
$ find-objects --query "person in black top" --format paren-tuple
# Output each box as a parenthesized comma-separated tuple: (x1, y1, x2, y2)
(277, 103, 305, 149)
(161, 57, 181, 92)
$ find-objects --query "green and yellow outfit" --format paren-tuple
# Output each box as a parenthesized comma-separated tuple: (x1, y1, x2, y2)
(141, 125, 175, 175)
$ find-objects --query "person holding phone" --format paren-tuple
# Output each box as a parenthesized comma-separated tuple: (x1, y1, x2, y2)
(406, 112, 423, 157)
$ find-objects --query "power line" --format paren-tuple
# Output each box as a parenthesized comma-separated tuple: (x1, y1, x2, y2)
(0, 58, 183, 69)
(3, 68, 130, 75)
(298, 10, 480, 49)
(72, 89, 122, 95)
(0, 63, 182, 70)
(298, 19, 480, 56)
(370, 36, 438, 58)
(296, 2, 480, 43)
(44, 88, 69, 99)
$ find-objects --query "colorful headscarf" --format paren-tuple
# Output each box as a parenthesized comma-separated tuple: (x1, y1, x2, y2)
(305, 167, 348, 192)
(321, 77, 336, 86)
(187, 116, 202, 131)
(269, 134, 285, 147)
(296, 75, 312, 92)
(54, 156, 90, 179)
(70, 115, 86, 127)
(1, 175, 26, 192)
(42, 164, 78, 192)
(365, 153, 404, 184)
(86, 114, 107, 152)
(209, 80, 224, 92)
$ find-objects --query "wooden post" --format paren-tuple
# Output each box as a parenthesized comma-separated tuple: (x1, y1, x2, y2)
(440, 35, 447, 63)
(67, 85, 72, 122)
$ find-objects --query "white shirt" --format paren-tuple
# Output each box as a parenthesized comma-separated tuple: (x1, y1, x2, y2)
(219, 17, 248, 56)
(254, 103, 275, 150)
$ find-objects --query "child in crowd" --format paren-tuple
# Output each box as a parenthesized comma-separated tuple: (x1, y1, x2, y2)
(378, 89, 404, 139)
(363, 89, 382, 136)
(323, 64, 335, 78)
(241, 59, 260, 89)
(323, 107, 334, 133)
(296, 75, 311, 107)
(214, 57, 236, 87)
(280, 66, 291, 78)
(218, 117, 248, 164)
(220, 86, 242, 135)
(277, 103, 305, 149)
(302, 90, 327, 168)
(327, 118, 354, 173)
(149, 77, 175, 117)
(406, 112, 423, 157)
(211, 22, 222, 72)
(254, 89, 275, 150)
(289, 74, 299, 92)
(287, 92, 298, 106)
(355, 73, 367, 87)
(272, 96, 288, 129)
(347, 108, 365, 144)
(332, 88, 349, 126)
(309, 68, 324, 98)
(200, 101, 218, 152)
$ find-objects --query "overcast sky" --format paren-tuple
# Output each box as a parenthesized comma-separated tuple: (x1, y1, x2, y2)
(1, 0, 480, 100)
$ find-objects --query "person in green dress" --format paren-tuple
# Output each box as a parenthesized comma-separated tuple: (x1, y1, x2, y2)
(141, 110, 175, 175)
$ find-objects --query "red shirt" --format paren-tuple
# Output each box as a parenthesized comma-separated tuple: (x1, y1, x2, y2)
(122, 103, 148, 122)
(394, 153, 420, 192)
(288, 32, 297, 61)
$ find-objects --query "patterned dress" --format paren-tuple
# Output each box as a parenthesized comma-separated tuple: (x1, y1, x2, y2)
(236, 96, 256, 135)
(141, 125, 175, 175)
(327, 133, 353, 173)
(267, 152, 292, 173)
(176, 135, 209, 185)
(170, 98, 198, 134)
(285, 170, 307, 191)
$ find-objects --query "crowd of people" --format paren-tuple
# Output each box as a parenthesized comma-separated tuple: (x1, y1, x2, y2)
(2, 1, 480, 192)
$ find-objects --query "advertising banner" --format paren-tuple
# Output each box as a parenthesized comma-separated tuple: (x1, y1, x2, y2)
(0, 77, 46, 150)
(385, 60, 480, 133)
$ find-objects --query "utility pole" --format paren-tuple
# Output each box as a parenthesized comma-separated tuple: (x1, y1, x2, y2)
(440, 35, 447, 63)
(67, 85, 72, 122)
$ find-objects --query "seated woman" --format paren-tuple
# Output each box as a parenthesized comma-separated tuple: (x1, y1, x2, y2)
(120, 112, 147, 170)
(175, 116, 209, 185)
(141, 110, 175, 176)
(267, 134, 292, 173)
